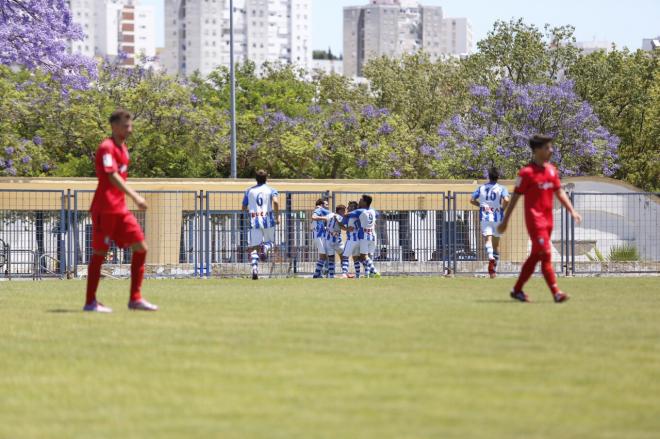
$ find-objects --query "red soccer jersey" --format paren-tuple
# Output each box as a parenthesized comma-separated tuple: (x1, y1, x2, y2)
(514, 162, 561, 231)
(90, 138, 129, 214)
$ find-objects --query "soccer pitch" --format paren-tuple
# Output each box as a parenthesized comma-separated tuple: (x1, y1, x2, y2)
(1, 277, 659, 439)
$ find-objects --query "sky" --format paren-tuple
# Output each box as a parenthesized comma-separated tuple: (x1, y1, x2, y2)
(141, 0, 659, 53)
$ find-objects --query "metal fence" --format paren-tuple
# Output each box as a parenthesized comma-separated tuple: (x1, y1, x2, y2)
(1, 189, 658, 279)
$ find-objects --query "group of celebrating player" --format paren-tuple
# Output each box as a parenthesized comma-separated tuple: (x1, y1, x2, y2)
(83, 110, 581, 312)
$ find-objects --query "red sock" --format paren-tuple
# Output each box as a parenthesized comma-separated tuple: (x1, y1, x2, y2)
(541, 253, 560, 295)
(86, 253, 105, 305)
(514, 253, 540, 293)
(130, 250, 146, 302)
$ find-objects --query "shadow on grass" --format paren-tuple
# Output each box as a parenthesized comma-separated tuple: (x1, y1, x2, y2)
(46, 309, 81, 313)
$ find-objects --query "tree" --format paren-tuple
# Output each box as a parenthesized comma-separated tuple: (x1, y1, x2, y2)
(0, 0, 97, 89)
(428, 79, 619, 179)
(569, 49, 660, 191)
(465, 19, 580, 85)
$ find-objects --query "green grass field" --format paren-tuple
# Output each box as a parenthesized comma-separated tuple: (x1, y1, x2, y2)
(1, 277, 659, 439)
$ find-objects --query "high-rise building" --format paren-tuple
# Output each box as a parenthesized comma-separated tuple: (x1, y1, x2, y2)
(343, 0, 473, 77)
(163, 0, 312, 77)
(575, 40, 612, 55)
(642, 37, 660, 51)
(69, 0, 156, 66)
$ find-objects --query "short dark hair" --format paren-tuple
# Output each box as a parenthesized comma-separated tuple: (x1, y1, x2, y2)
(361, 194, 373, 207)
(348, 201, 358, 210)
(488, 167, 500, 182)
(315, 198, 325, 207)
(336, 204, 346, 213)
(529, 134, 553, 150)
(255, 169, 268, 185)
(109, 109, 132, 125)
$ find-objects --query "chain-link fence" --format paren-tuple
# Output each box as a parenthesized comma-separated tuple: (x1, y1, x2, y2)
(1, 189, 658, 279)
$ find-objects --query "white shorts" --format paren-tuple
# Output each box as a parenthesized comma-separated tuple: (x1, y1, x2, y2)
(324, 239, 344, 256)
(343, 240, 361, 257)
(314, 236, 326, 254)
(481, 221, 502, 238)
(249, 227, 276, 247)
(359, 239, 376, 255)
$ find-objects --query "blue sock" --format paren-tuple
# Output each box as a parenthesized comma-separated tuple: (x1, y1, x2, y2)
(365, 257, 377, 274)
(314, 258, 324, 277)
(328, 260, 335, 278)
(354, 260, 361, 278)
(341, 257, 349, 274)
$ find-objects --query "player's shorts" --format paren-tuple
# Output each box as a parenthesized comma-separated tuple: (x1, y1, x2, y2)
(313, 236, 326, 254)
(249, 227, 276, 248)
(481, 221, 502, 237)
(529, 227, 553, 256)
(359, 239, 376, 255)
(343, 240, 361, 257)
(324, 238, 344, 256)
(91, 211, 144, 252)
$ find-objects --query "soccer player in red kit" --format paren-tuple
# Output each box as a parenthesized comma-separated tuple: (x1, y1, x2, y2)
(84, 109, 158, 312)
(498, 135, 582, 303)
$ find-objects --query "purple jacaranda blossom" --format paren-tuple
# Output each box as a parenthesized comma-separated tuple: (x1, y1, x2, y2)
(4, 147, 15, 156)
(360, 140, 369, 149)
(308, 104, 321, 114)
(379, 108, 390, 116)
(0, 0, 98, 89)
(32, 136, 43, 145)
(391, 169, 402, 178)
(250, 142, 260, 151)
(256, 116, 265, 125)
(389, 153, 399, 161)
(314, 142, 323, 150)
(361, 105, 378, 119)
(469, 84, 490, 98)
(378, 122, 394, 135)
(437, 124, 451, 137)
(357, 159, 368, 169)
(6, 167, 17, 176)
(420, 144, 435, 156)
(42, 163, 51, 172)
(190, 94, 199, 104)
(342, 102, 352, 113)
(21, 156, 31, 164)
(343, 115, 358, 128)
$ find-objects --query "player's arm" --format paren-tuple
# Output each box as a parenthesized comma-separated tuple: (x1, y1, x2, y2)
(555, 189, 582, 224)
(501, 195, 511, 210)
(469, 188, 480, 208)
(272, 194, 280, 225)
(497, 193, 520, 234)
(108, 172, 147, 210)
(311, 211, 329, 222)
(469, 198, 480, 208)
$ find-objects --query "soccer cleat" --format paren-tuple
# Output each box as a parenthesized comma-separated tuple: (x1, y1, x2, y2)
(553, 292, 570, 303)
(372, 272, 381, 278)
(488, 259, 497, 279)
(510, 290, 531, 303)
(128, 299, 159, 311)
(252, 269, 259, 280)
(83, 301, 112, 313)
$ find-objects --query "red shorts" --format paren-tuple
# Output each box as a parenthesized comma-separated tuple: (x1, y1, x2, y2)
(91, 211, 144, 252)
(528, 227, 552, 256)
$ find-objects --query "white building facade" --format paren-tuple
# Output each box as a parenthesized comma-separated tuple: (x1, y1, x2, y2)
(69, 0, 157, 66)
(343, 0, 473, 77)
(163, 0, 312, 77)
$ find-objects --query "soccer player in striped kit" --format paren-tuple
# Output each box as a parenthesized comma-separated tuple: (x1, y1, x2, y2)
(470, 167, 510, 278)
(343, 195, 381, 278)
(341, 201, 363, 278)
(323, 204, 347, 278)
(311, 198, 331, 278)
(498, 135, 582, 303)
(242, 170, 279, 280)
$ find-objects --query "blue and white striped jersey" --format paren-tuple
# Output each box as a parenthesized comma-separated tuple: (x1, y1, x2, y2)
(242, 184, 279, 229)
(325, 213, 343, 243)
(313, 207, 330, 238)
(471, 183, 509, 222)
(342, 213, 361, 242)
(343, 208, 378, 241)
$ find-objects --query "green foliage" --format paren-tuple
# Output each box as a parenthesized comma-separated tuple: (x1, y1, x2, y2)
(608, 244, 640, 262)
(0, 18, 657, 187)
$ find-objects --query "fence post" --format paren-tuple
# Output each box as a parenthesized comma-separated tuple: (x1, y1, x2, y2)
(286, 192, 295, 272)
(570, 191, 576, 276)
(205, 191, 211, 277)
